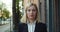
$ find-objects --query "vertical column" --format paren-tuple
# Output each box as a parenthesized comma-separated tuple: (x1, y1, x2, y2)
(58, 0, 60, 32)
(46, 0, 49, 32)
(12, 0, 20, 32)
(46, 0, 54, 32)
(53, 0, 58, 32)
(49, 0, 53, 32)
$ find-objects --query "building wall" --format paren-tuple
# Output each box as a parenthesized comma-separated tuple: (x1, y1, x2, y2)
(40, 0, 45, 23)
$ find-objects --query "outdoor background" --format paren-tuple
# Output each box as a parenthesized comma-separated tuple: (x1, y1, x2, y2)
(0, 0, 60, 32)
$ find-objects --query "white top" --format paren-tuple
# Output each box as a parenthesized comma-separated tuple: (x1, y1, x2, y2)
(27, 21, 36, 32)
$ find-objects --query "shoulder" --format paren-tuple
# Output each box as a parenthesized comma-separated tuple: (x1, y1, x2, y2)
(18, 22, 27, 30)
(37, 22, 47, 32)
(18, 22, 27, 27)
(39, 23, 47, 32)
(37, 22, 47, 28)
(38, 22, 46, 25)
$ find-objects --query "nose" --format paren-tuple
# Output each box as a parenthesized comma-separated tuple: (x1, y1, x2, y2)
(30, 10, 33, 14)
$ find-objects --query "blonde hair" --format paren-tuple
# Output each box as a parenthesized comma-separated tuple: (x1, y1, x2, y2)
(20, 3, 40, 23)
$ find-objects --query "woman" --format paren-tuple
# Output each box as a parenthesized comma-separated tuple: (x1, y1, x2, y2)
(19, 3, 47, 32)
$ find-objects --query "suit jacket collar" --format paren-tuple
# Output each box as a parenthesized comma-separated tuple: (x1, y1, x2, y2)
(24, 21, 39, 32)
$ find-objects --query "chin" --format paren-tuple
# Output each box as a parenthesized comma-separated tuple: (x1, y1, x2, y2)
(30, 18, 34, 19)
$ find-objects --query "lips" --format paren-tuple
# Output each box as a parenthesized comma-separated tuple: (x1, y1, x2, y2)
(30, 15, 33, 17)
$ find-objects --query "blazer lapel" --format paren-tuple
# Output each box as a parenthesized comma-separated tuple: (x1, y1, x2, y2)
(34, 22, 38, 32)
(23, 24, 28, 32)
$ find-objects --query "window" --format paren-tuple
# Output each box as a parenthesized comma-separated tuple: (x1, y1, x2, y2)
(0, 0, 13, 32)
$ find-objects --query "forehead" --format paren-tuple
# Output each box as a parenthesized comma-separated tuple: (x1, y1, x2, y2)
(27, 6, 36, 10)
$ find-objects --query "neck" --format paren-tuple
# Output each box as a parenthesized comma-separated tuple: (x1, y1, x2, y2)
(28, 19, 35, 23)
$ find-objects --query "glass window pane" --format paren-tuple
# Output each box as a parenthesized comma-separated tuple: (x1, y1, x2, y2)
(0, 0, 13, 32)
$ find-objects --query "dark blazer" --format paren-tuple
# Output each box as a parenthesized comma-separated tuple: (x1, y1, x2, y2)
(18, 22, 47, 32)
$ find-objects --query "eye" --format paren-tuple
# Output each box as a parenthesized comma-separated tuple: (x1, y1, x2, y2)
(27, 9, 30, 12)
(32, 9, 36, 11)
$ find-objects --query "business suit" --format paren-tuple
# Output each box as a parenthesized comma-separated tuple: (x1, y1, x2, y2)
(18, 22, 47, 32)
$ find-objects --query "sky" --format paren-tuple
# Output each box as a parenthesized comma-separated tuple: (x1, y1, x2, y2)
(0, 0, 12, 16)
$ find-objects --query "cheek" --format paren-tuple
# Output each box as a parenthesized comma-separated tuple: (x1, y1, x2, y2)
(26, 12, 30, 18)
(33, 11, 37, 15)
(33, 13, 37, 20)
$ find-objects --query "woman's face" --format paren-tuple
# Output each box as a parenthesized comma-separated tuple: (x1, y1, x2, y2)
(27, 6, 37, 20)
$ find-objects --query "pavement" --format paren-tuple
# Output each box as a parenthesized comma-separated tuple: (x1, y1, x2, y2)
(0, 21, 13, 32)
